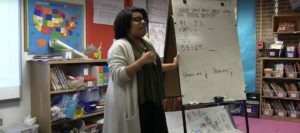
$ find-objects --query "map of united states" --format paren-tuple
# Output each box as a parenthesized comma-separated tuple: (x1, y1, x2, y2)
(33, 4, 77, 39)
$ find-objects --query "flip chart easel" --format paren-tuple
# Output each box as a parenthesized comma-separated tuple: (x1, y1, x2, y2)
(164, 0, 249, 132)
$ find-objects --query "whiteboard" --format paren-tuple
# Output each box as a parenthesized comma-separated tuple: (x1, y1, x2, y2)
(172, 0, 245, 104)
(0, 0, 21, 101)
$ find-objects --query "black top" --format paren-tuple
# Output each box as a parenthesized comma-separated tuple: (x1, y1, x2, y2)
(129, 39, 165, 105)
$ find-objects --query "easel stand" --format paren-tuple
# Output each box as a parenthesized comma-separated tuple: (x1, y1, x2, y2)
(163, 0, 249, 132)
(181, 97, 250, 133)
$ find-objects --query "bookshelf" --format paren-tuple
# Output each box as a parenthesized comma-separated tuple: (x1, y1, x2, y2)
(51, 110, 104, 126)
(260, 57, 300, 122)
(272, 14, 300, 34)
(50, 85, 107, 95)
(30, 59, 107, 133)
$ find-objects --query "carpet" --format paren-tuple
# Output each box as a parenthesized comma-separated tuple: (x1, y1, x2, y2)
(233, 116, 300, 133)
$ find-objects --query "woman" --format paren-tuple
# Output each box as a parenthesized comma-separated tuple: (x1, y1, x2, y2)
(103, 7, 178, 133)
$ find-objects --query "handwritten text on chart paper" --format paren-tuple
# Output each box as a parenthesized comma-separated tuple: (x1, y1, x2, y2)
(175, 7, 232, 35)
(177, 39, 218, 53)
(182, 68, 233, 79)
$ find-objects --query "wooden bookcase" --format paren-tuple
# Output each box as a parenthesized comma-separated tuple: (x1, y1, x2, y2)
(30, 59, 107, 133)
(272, 14, 300, 34)
(259, 57, 300, 122)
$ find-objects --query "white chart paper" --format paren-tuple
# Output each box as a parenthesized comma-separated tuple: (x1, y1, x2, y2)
(93, 0, 124, 25)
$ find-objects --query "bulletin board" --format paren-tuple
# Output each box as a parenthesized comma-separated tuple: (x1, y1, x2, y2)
(25, 0, 84, 54)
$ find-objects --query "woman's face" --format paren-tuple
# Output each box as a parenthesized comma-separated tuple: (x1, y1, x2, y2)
(129, 12, 147, 39)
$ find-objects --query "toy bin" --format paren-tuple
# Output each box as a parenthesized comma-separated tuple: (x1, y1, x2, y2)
(264, 68, 273, 77)
(288, 111, 300, 118)
(288, 91, 299, 98)
(273, 71, 283, 78)
(263, 109, 274, 116)
(83, 123, 102, 133)
(265, 49, 281, 57)
(286, 51, 296, 58)
(240, 101, 260, 118)
(286, 72, 298, 78)
(1, 124, 39, 133)
(275, 110, 287, 117)
(263, 89, 274, 97)
(275, 91, 287, 98)
(286, 46, 296, 58)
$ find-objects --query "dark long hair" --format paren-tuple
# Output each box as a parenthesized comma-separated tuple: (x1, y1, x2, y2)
(113, 7, 148, 39)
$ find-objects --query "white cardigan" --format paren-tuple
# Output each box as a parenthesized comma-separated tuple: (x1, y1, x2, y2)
(103, 38, 142, 133)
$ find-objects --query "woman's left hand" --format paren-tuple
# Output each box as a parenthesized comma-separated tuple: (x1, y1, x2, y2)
(173, 53, 179, 67)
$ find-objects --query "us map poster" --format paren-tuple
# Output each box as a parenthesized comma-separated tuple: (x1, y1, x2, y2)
(26, 0, 83, 54)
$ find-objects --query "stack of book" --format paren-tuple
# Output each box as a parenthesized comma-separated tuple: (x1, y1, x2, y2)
(32, 55, 64, 61)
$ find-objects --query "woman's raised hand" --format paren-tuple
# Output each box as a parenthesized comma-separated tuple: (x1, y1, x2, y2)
(140, 51, 156, 65)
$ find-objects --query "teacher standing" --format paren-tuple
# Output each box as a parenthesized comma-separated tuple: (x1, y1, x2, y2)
(103, 7, 178, 133)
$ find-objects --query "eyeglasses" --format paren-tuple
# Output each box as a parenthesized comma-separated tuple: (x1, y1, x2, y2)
(131, 16, 148, 23)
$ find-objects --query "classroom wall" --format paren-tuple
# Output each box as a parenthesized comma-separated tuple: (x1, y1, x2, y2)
(256, 0, 300, 92)
(86, 0, 113, 59)
(85, 0, 131, 59)
(0, 0, 86, 128)
(237, 0, 256, 93)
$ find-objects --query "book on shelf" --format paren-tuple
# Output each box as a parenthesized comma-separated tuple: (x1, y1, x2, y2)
(50, 66, 69, 91)
(50, 68, 62, 91)
(271, 100, 285, 111)
(263, 101, 272, 110)
(32, 54, 64, 61)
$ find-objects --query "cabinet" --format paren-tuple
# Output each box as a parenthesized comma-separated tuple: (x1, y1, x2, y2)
(30, 59, 108, 133)
(260, 57, 300, 122)
(272, 14, 300, 34)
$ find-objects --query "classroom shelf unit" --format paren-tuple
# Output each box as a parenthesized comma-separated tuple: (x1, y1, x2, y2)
(260, 57, 300, 122)
(30, 59, 107, 133)
(272, 14, 300, 34)
(51, 110, 105, 126)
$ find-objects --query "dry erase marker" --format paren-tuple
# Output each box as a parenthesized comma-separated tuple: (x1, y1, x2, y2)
(144, 47, 157, 65)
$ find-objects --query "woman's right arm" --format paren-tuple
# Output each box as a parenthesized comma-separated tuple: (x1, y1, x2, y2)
(125, 51, 156, 78)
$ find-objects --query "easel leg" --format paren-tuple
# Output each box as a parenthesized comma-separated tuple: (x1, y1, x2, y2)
(182, 106, 187, 133)
(243, 100, 250, 133)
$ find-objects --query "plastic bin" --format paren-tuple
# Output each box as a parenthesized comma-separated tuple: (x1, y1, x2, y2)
(286, 72, 298, 78)
(79, 87, 101, 103)
(286, 46, 296, 58)
(240, 101, 260, 118)
(83, 123, 102, 133)
(288, 111, 300, 118)
(275, 91, 287, 97)
(68, 76, 84, 89)
(263, 90, 274, 97)
(263, 109, 274, 116)
(286, 51, 296, 58)
(275, 110, 287, 117)
(1, 124, 39, 133)
(264, 68, 273, 77)
(273, 71, 284, 78)
(265, 49, 281, 57)
(288, 91, 299, 98)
